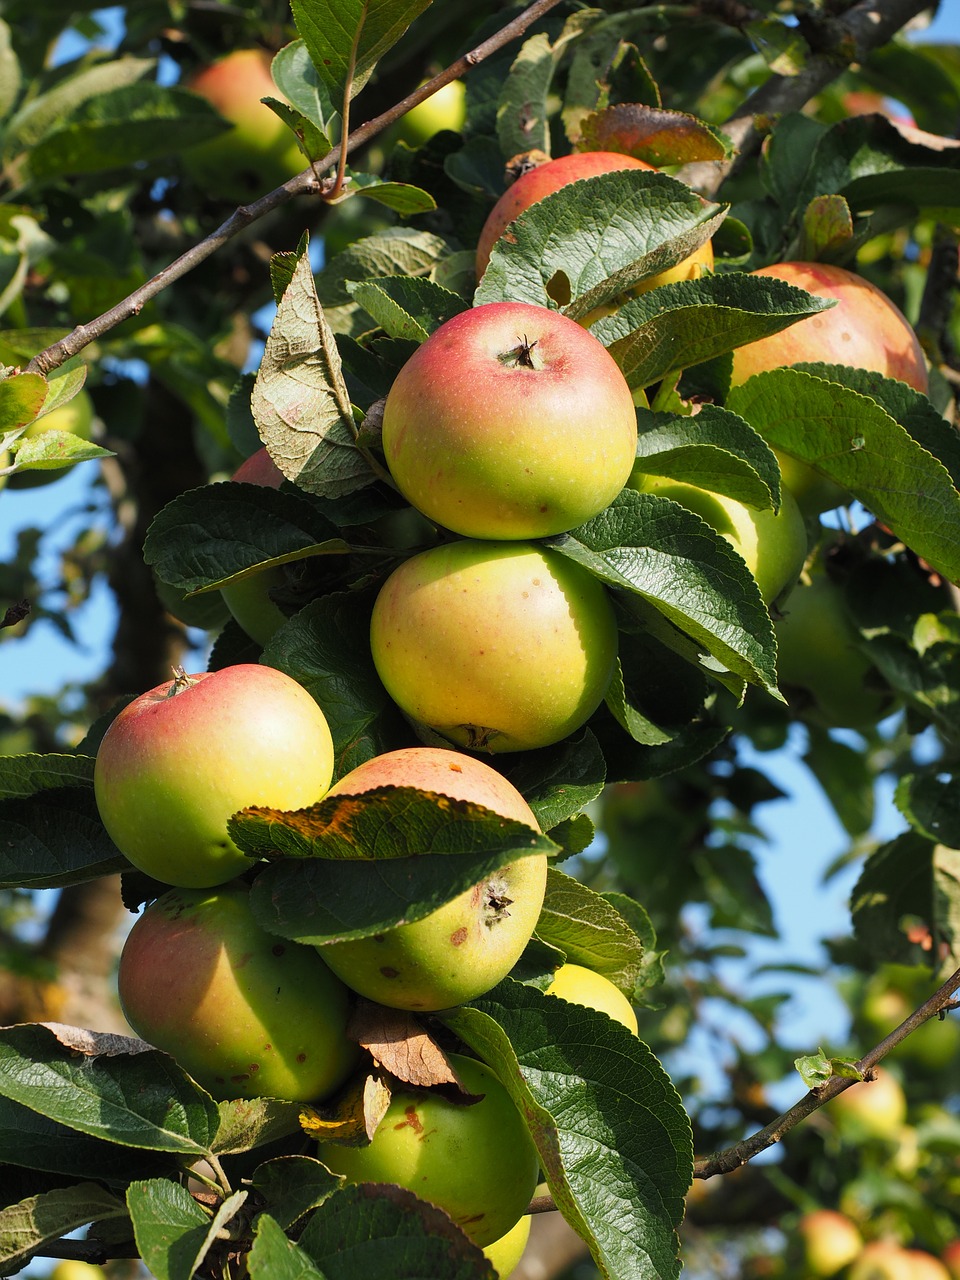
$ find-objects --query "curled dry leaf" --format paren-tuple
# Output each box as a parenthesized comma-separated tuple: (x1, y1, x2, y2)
(300, 1069, 393, 1145)
(39, 1022, 155, 1056)
(348, 998, 461, 1089)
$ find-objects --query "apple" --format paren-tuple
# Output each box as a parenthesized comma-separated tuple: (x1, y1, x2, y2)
(395, 79, 467, 147)
(544, 963, 638, 1034)
(483, 1214, 532, 1278)
(796, 1210, 863, 1276)
(859, 966, 960, 1072)
(775, 562, 893, 730)
(94, 663, 335, 887)
(475, 150, 714, 287)
(849, 1242, 917, 1280)
(381, 301, 637, 540)
(49, 1263, 108, 1280)
(317, 1052, 540, 1247)
(118, 882, 359, 1102)
(370, 539, 619, 753)
(827, 1067, 907, 1142)
(941, 1241, 960, 1280)
(628, 470, 807, 605)
(318, 747, 548, 1011)
(182, 48, 305, 202)
(8, 388, 95, 490)
(906, 1253, 952, 1280)
(220, 446, 290, 646)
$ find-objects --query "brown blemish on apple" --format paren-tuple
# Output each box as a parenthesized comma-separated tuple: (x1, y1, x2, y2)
(379, 966, 400, 978)
(449, 926, 468, 947)
(296, 1052, 307, 1063)
(272, 944, 285, 956)
(394, 1104, 424, 1135)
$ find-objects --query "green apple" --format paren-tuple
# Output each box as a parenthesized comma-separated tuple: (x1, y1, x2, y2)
(545, 963, 638, 1034)
(318, 747, 547, 1011)
(318, 1052, 540, 1247)
(828, 1067, 907, 1142)
(118, 882, 359, 1101)
(628, 469, 807, 605)
(796, 1210, 863, 1276)
(8, 388, 95, 490)
(182, 48, 305, 202)
(370, 539, 618, 753)
(94, 663, 335, 887)
(381, 301, 637, 540)
(483, 1214, 532, 1278)
(396, 80, 467, 147)
(220, 446, 290, 646)
(49, 1263, 108, 1280)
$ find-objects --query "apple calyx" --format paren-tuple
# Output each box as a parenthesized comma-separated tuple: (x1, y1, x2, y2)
(482, 873, 515, 928)
(499, 335, 542, 371)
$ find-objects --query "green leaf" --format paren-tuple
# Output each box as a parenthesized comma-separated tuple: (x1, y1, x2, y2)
(444, 982, 692, 1280)
(803, 726, 875, 839)
(864, 611, 960, 748)
(10, 429, 110, 474)
(602, 892, 665, 1002)
(590, 273, 834, 391)
(496, 32, 555, 160)
(0, 21, 21, 121)
(249, 1212, 329, 1280)
(212, 1097, 305, 1157)
(851, 834, 960, 970)
(126, 1178, 214, 1280)
(252, 251, 374, 499)
(272, 40, 340, 137)
(291, 0, 433, 103)
(345, 276, 466, 341)
(264, 98, 331, 163)
(580, 105, 732, 166)
(501, 729, 607, 831)
(894, 770, 960, 849)
(0, 370, 47, 433)
(143, 483, 349, 594)
(797, 194, 854, 261)
(0, 1182, 126, 1276)
(250, 1157, 341, 1231)
(536, 867, 645, 995)
(27, 84, 228, 179)
(343, 171, 437, 216)
(476, 169, 725, 318)
(550, 488, 780, 696)
(794, 1049, 864, 1091)
(0, 1024, 222, 1157)
(0, 752, 94, 800)
(727, 368, 960, 582)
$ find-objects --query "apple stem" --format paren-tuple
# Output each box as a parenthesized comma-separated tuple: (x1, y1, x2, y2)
(167, 666, 200, 697)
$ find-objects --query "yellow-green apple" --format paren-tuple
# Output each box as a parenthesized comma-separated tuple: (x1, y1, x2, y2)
(8, 388, 95, 490)
(118, 882, 358, 1101)
(859, 965, 960, 1073)
(797, 1210, 863, 1276)
(828, 1067, 907, 1142)
(381, 301, 637, 540)
(775, 563, 892, 729)
(318, 747, 547, 1010)
(905, 1252, 952, 1280)
(849, 1242, 917, 1280)
(628, 469, 807, 605)
(545, 963, 638, 1034)
(94, 664, 334, 887)
(370, 539, 618, 753)
(730, 261, 928, 513)
(220, 446, 290, 646)
(317, 1052, 539, 1247)
(49, 1263, 108, 1280)
(182, 48, 305, 202)
(483, 1214, 532, 1278)
(475, 150, 714, 286)
(396, 79, 466, 147)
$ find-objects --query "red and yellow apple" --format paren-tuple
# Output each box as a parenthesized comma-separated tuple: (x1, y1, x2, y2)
(220, 446, 290, 646)
(941, 1241, 960, 1279)
(182, 48, 305, 202)
(849, 1241, 918, 1280)
(828, 1067, 907, 1142)
(545, 963, 638, 1034)
(476, 150, 714, 287)
(370, 539, 619, 753)
(118, 882, 358, 1101)
(94, 663, 335, 887)
(906, 1251, 953, 1280)
(796, 1210, 863, 1276)
(381, 301, 637, 540)
(318, 747, 547, 1011)
(317, 1052, 540, 1247)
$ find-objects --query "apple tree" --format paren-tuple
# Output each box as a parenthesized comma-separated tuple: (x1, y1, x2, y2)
(0, 1, 959, 1278)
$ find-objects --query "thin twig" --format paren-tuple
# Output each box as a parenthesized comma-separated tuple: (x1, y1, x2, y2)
(693, 964, 960, 1179)
(25, 0, 565, 378)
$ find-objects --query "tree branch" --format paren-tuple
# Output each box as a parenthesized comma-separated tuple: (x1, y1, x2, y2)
(693, 963, 960, 1178)
(26, 0, 565, 378)
(679, 0, 936, 198)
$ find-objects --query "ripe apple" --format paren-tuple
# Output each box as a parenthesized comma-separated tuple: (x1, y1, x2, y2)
(182, 48, 305, 202)
(370, 539, 619, 753)
(545, 963, 638, 1034)
(381, 301, 637, 540)
(797, 1210, 863, 1276)
(395, 79, 467, 147)
(827, 1067, 907, 1142)
(941, 1241, 960, 1279)
(220, 446, 290, 646)
(483, 1214, 532, 1278)
(318, 747, 548, 1010)
(118, 882, 359, 1102)
(8, 388, 95, 490)
(628, 469, 807, 605)
(317, 1052, 540, 1247)
(94, 663, 335, 887)
(906, 1253, 952, 1280)
(775, 563, 893, 729)
(849, 1242, 917, 1280)
(475, 150, 714, 287)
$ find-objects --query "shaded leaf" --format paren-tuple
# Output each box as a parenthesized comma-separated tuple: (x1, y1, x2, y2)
(580, 104, 731, 166)
(291, 0, 432, 103)
(0, 1183, 125, 1276)
(536, 866, 646, 995)
(248, 1212, 329, 1280)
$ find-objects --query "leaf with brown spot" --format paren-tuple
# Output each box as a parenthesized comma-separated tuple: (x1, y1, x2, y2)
(348, 1000, 460, 1090)
(579, 104, 733, 166)
(299, 1070, 392, 1146)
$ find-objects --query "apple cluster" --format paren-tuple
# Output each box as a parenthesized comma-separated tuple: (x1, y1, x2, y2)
(92, 662, 638, 1267)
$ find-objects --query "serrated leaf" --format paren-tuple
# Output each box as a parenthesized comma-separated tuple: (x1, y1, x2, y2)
(536, 867, 645, 995)
(496, 32, 555, 160)
(272, 40, 340, 137)
(126, 1178, 213, 1280)
(894, 770, 960, 849)
(345, 276, 466, 341)
(590, 273, 834, 391)
(212, 1097, 305, 1157)
(0, 786, 127, 890)
(580, 105, 731, 166)
(727, 368, 960, 582)
(549, 488, 779, 696)
(797, 194, 855, 261)
(11, 429, 110, 473)
(0, 752, 94, 800)
(0, 1182, 125, 1275)
(252, 252, 373, 499)
(851, 834, 960, 971)
(444, 982, 692, 1280)
(249, 1212, 328, 1280)
(548, 812, 596, 858)
(264, 98, 330, 163)
(250, 1158, 342, 1232)
(0, 1024, 221, 1157)
(476, 169, 725, 317)
(291, 0, 432, 103)
(316, 229, 454, 309)
(602, 892, 665, 1001)
(0, 370, 47, 432)
(501, 729, 607, 831)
